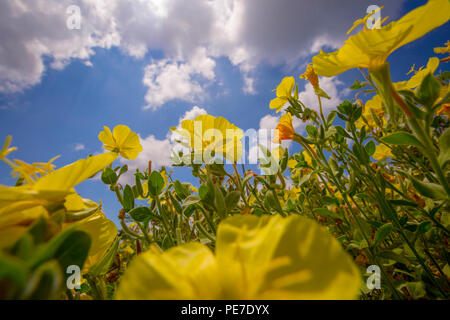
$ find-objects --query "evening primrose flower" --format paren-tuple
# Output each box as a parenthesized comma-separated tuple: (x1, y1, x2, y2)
(171, 114, 244, 163)
(63, 204, 117, 273)
(434, 40, 450, 54)
(98, 125, 143, 160)
(0, 151, 118, 248)
(273, 113, 295, 143)
(300, 64, 330, 99)
(116, 215, 361, 300)
(356, 95, 384, 129)
(312, 0, 450, 77)
(373, 144, 393, 161)
(269, 77, 295, 112)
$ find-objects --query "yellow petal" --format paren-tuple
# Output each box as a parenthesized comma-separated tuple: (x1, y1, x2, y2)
(276, 77, 295, 98)
(313, 0, 450, 76)
(216, 215, 361, 299)
(33, 152, 118, 192)
(406, 57, 439, 89)
(112, 125, 132, 147)
(270, 97, 288, 112)
(98, 126, 115, 149)
(64, 193, 85, 211)
(373, 144, 393, 161)
(0, 206, 48, 250)
(65, 211, 118, 273)
(115, 243, 220, 299)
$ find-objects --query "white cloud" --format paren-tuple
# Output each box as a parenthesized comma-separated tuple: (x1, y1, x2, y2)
(74, 143, 85, 151)
(119, 134, 173, 184)
(178, 105, 207, 122)
(142, 48, 215, 109)
(0, 0, 406, 103)
(298, 77, 343, 117)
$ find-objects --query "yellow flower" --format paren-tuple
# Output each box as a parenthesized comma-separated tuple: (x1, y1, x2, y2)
(356, 95, 384, 129)
(287, 159, 298, 169)
(0, 152, 118, 248)
(64, 208, 117, 273)
(273, 113, 295, 143)
(434, 40, 450, 54)
(300, 64, 330, 99)
(284, 187, 301, 201)
(300, 64, 319, 89)
(402, 57, 439, 89)
(171, 114, 244, 163)
(98, 125, 143, 160)
(0, 205, 48, 249)
(269, 77, 295, 112)
(373, 144, 393, 161)
(312, 0, 450, 76)
(115, 215, 361, 299)
(302, 150, 312, 167)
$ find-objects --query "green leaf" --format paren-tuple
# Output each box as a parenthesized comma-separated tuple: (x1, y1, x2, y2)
(213, 184, 227, 218)
(53, 230, 91, 281)
(406, 281, 426, 299)
(388, 199, 419, 208)
(0, 253, 28, 293)
(417, 73, 440, 108)
(182, 195, 201, 207)
(334, 126, 352, 139)
(327, 111, 337, 126)
(148, 171, 165, 196)
(350, 79, 368, 90)
(438, 127, 450, 168)
(417, 221, 432, 235)
(225, 191, 241, 212)
(21, 261, 63, 300)
(373, 223, 393, 247)
(123, 185, 135, 211)
(101, 167, 118, 185)
(129, 206, 152, 222)
(306, 125, 318, 138)
(378, 251, 411, 266)
(174, 180, 188, 199)
(381, 132, 422, 148)
(265, 190, 284, 215)
(198, 185, 210, 200)
(208, 163, 228, 177)
(398, 171, 448, 200)
(365, 140, 376, 157)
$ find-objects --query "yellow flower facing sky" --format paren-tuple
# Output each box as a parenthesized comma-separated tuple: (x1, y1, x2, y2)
(270, 77, 295, 112)
(171, 114, 244, 163)
(98, 125, 143, 160)
(116, 215, 361, 300)
(312, 0, 450, 77)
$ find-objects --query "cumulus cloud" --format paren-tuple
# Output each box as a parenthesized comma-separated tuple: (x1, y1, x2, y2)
(142, 48, 215, 109)
(0, 0, 405, 104)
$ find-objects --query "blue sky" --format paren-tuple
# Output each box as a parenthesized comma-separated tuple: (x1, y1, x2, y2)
(0, 0, 448, 225)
